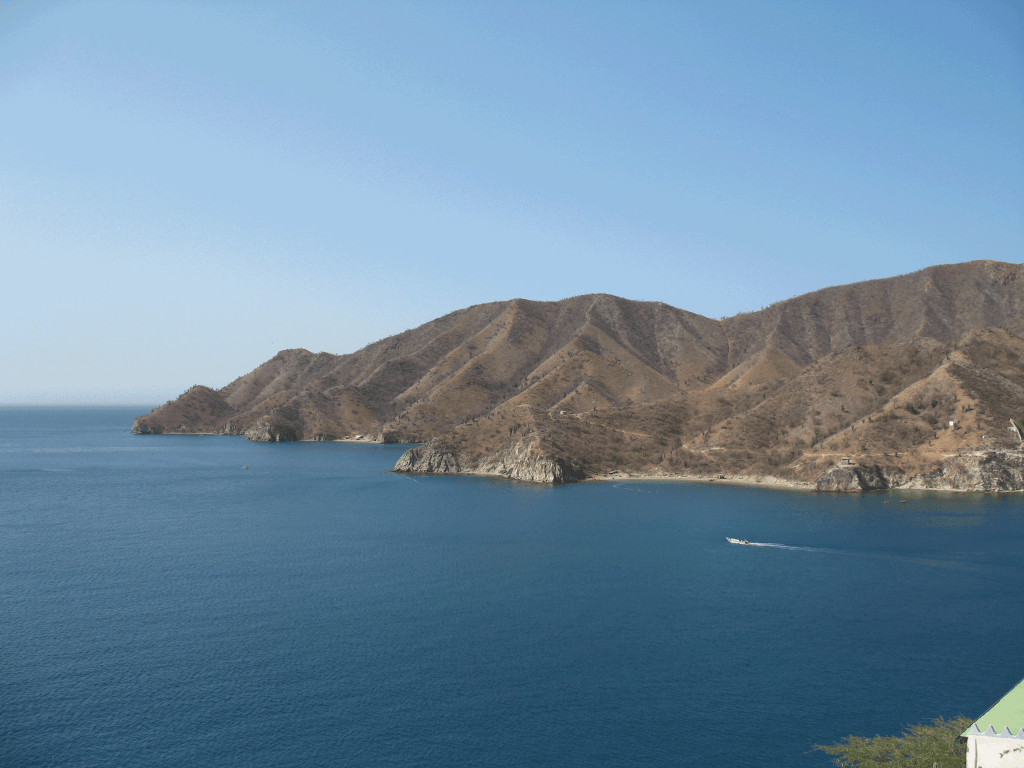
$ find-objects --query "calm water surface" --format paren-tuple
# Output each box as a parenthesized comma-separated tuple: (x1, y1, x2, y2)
(2, 406, 1022, 767)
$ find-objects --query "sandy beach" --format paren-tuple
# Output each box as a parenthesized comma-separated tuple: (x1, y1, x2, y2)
(586, 470, 816, 492)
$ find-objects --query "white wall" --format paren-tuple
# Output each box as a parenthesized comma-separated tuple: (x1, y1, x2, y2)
(966, 736, 1024, 767)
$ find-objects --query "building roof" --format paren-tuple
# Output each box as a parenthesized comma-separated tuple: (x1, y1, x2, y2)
(963, 676, 1024, 739)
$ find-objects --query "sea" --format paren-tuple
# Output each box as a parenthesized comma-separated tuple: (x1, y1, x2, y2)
(2, 406, 1023, 768)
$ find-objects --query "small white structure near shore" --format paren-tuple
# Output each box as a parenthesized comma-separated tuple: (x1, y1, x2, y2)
(963, 675, 1024, 767)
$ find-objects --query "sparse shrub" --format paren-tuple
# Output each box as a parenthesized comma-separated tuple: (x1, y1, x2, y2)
(815, 716, 970, 767)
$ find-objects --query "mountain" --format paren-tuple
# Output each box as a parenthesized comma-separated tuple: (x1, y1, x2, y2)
(133, 260, 1024, 490)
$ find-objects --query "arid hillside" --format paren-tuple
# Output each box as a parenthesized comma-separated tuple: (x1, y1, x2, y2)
(134, 293, 738, 439)
(720, 259, 1023, 366)
(134, 260, 1024, 489)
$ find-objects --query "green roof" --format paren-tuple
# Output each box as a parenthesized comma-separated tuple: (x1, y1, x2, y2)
(962, 676, 1024, 738)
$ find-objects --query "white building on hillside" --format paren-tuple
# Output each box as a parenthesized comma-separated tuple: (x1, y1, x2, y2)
(963, 676, 1024, 767)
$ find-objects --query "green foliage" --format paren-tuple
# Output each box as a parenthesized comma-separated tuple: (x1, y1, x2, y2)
(815, 717, 971, 767)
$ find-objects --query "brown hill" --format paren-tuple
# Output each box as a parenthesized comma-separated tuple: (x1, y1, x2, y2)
(720, 259, 1023, 365)
(134, 294, 734, 439)
(134, 260, 1024, 489)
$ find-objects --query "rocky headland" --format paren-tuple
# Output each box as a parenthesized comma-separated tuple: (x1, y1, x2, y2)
(134, 260, 1024, 492)
(395, 437, 586, 484)
(814, 449, 1024, 493)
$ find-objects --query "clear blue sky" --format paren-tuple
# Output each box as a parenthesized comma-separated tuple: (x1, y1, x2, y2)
(2, 1, 1021, 403)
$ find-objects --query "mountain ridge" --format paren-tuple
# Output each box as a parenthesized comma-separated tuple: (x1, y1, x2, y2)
(133, 260, 1024, 490)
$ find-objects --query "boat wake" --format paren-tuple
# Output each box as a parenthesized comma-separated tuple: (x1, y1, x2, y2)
(726, 537, 982, 574)
(728, 538, 824, 552)
(743, 541, 822, 552)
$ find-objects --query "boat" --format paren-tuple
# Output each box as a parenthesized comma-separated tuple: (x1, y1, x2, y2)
(726, 537, 750, 545)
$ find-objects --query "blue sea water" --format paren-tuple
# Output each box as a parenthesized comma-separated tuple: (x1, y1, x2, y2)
(1, 406, 1022, 768)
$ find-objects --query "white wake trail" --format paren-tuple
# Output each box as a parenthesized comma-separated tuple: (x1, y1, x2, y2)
(743, 542, 825, 552)
(729, 541, 979, 574)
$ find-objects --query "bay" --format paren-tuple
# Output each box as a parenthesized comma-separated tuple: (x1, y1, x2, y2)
(1, 406, 1022, 767)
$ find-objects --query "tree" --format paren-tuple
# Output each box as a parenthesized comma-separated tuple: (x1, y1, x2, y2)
(814, 716, 971, 767)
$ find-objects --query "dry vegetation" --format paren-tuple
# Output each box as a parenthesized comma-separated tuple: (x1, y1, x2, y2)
(134, 260, 1024, 483)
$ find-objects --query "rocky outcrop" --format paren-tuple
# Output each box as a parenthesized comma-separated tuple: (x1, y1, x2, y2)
(394, 441, 465, 474)
(394, 438, 586, 484)
(475, 439, 586, 483)
(243, 417, 299, 442)
(815, 452, 1024, 492)
(380, 430, 419, 444)
(131, 418, 164, 435)
(909, 450, 1024, 492)
(815, 464, 897, 492)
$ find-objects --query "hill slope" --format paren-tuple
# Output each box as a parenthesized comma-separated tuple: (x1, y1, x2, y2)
(134, 260, 1024, 490)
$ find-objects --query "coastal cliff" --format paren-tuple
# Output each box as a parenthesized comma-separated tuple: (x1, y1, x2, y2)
(396, 440, 1024, 492)
(816, 450, 1024, 492)
(395, 437, 585, 484)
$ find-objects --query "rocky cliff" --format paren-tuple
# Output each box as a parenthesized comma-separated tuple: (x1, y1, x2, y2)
(815, 450, 1024, 492)
(815, 464, 893, 492)
(242, 417, 300, 443)
(395, 437, 586, 484)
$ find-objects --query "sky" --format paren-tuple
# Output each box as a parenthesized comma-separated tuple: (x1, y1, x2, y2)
(1, 0, 1022, 404)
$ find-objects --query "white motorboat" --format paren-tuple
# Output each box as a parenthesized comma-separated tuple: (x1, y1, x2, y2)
(726, 537, 750, 545)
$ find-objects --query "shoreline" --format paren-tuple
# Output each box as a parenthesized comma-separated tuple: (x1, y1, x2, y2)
(586, 471, 816, 492)
(132, 431, 392, 445)
(585, 470, 1021, 494)
(132, 433, 1023, 493)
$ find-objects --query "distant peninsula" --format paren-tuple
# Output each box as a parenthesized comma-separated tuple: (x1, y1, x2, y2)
(134, 260, 1024, 492)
